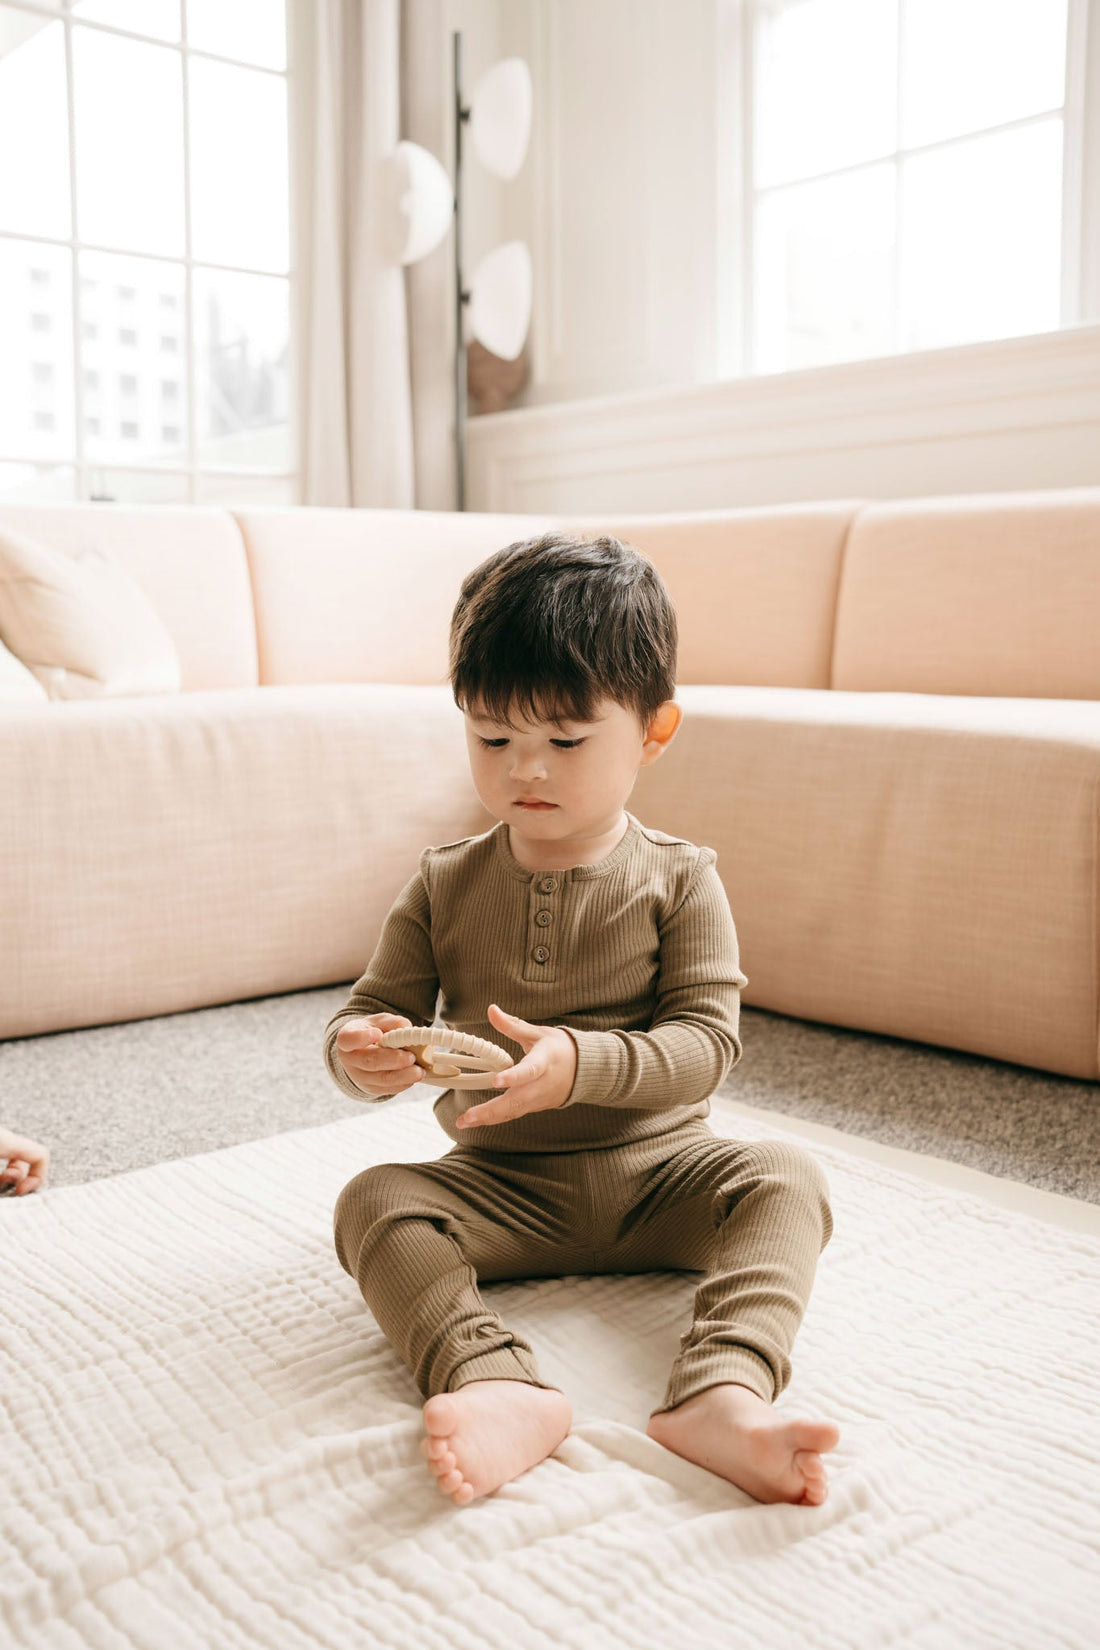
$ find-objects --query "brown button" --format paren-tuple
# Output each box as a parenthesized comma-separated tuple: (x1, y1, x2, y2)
(533, 945, 550, 963)
(535, 909, 552, 927)
(538, 877, 557, 894)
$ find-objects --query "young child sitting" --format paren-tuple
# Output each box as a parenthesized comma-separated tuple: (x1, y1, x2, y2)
(324, 531, 839, 1508)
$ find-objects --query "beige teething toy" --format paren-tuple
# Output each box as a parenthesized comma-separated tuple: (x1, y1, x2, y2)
(379, 1026, 514, 1089)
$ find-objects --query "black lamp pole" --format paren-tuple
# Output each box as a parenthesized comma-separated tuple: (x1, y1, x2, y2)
(453, 30, 470, 512)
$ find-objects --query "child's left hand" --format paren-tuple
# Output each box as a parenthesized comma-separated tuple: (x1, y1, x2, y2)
(454, 1004, 577, 1129)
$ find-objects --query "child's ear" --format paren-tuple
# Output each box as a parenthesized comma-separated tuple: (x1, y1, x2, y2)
(640, 700, 683, 765)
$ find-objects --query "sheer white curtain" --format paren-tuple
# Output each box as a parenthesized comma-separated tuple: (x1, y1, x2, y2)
(289, 0, 415, 507)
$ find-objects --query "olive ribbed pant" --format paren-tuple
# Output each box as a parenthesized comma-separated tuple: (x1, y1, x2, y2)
(333, 1124, 833, 1410)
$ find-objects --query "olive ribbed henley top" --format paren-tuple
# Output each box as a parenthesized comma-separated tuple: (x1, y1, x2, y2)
(323, 811, 749, 1153)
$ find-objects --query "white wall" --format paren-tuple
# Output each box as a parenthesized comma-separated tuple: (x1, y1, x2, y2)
(497, 0, 722, 406)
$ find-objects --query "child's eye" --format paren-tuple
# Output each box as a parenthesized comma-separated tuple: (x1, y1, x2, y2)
(477, 737, 509, 749)
(550, 739, 585, 749)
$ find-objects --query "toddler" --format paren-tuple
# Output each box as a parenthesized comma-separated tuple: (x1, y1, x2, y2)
(325, 531, 838, 1507)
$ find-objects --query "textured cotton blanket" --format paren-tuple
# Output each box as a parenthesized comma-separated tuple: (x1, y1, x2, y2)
(2, 1095, 1098, 1649)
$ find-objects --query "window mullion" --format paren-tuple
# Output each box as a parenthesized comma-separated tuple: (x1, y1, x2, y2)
(1077, 0, 1100, 320)
(181, 2, 197, 503)
(893, 0, 905, 354)
(62, 7, 85, 500)
(1061, 0, 1089, 323)
(741, 0, 756, 377)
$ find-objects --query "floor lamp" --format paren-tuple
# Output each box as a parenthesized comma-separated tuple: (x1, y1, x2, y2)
(383, 39, 532, 511)
(453, 34, 532, 510)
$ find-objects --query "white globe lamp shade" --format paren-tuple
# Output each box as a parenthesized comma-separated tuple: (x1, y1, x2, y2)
(382, 140, 453, 265)
(469, 241, 532, 362)
(469, 58, 532, 180)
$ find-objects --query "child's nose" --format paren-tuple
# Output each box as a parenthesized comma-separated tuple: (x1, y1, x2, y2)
(509, 751, 547, 781)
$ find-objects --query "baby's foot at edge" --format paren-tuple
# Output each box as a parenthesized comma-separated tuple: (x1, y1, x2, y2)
(420, 1379, 572, 1506)
(646, 1382, 840, 1506)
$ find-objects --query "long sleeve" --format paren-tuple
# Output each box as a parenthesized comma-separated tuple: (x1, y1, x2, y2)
(323, 863, 439, 1102)
(560, 851, 747, 1111)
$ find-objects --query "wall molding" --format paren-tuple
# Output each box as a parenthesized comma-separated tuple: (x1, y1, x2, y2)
(466, 324, 1100, 514)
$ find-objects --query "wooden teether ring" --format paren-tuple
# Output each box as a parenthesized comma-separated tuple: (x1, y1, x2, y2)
(378, 1026, 514, 1089)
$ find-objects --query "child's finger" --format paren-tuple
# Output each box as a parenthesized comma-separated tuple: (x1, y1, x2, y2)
(493, 1053, 545, 1089)
(345, 1047, 419, 1073)
(336, 1023, 381, 1051)
(487, 1003, 540, 1042)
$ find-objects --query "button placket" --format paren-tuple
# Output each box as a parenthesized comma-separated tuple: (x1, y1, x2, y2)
(526, 873, 560, 975)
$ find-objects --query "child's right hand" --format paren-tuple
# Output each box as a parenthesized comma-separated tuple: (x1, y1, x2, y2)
(335, 1014, 424, 1096)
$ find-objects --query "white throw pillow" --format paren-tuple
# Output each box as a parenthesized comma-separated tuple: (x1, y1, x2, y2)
(0, 634, 48, 702)
(0, 528, 181, 700)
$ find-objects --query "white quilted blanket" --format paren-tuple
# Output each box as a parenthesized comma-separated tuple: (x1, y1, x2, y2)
(2, 1095, 1098, 1650)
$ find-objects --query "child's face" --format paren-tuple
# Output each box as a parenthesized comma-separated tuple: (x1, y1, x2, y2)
(464, 698, 662, 855)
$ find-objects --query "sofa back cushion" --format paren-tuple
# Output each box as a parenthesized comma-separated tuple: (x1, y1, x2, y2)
(582, 503, 859, 688)
(832, 488, 1100, 698)
(234, 507, 558, 685)
(0, 505, 258, 691)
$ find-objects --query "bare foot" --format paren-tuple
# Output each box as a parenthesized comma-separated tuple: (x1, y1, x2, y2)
(646, 1383, 840, 1506)
(419, 1379, 572, 1506)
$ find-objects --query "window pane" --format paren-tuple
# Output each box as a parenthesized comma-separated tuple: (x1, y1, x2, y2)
(754, 0, 897, 188)
(0, 461, 76, 503)
(69, 1, 180, 43)
(186, 0, 285, 70)
(900, 120, 1063, 351)
(79, 250, 188, 467)
(86, 466, 190, 502)
(73, 26, 184, 256)
(754, 165, 896, 373)
(902, 0, 1068, 151)
(0, 8, 70, 240)
(198, 472, 296, 506)
(0, 240, 74, 458)
(188, 58, 288, 273)
(193, 269, 290, 468)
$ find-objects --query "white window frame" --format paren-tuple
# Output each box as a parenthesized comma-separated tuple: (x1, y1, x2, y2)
(718, 0, 1100, 381)
(0, 0, 297, 504)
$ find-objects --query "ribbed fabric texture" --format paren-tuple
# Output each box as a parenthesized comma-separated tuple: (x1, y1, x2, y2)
(333, 1127, 834, 1403)
(326, 810, 833, 1406)
(323, 812, 750, 1151)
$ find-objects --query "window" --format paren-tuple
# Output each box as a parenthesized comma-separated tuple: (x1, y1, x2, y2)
(736, 0, 1088, 376)
(0, 1, 293, 505)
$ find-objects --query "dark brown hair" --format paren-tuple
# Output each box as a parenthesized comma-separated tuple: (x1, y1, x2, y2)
(449, 530, 677, 730)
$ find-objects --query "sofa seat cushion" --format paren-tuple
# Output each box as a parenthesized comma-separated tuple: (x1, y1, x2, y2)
(633, 685, 1100, 1079)
(0, 684, 492, 1039)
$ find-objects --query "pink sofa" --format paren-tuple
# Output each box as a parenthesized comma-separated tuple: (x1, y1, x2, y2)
(2, 489, 1099, 1080)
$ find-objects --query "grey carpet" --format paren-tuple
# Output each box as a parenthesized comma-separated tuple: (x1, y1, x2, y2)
(2, 986, 1098, 1202)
